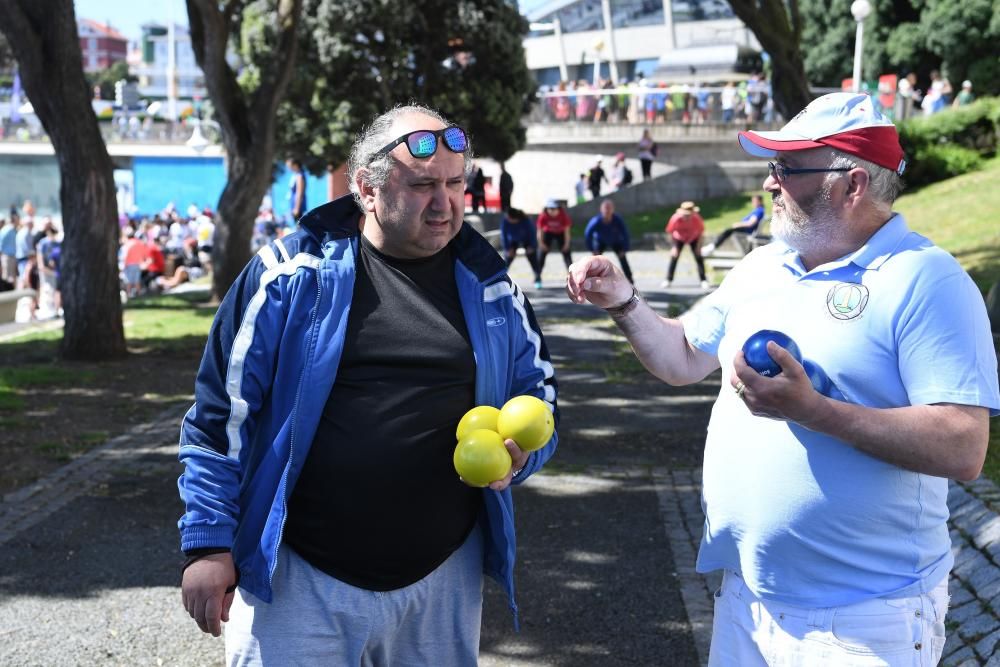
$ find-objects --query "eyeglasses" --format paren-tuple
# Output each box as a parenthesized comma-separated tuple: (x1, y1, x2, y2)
(767, 162, 853, 182)
(372, 126, 468, 161)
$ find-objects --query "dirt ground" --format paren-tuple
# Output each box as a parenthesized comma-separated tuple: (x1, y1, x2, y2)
(0, 341, 200, 496)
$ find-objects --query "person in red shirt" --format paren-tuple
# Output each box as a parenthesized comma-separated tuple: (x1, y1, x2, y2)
(143, 236, 167, 292)
(534, 198, 573, 289)
(662, 201, 709, 289)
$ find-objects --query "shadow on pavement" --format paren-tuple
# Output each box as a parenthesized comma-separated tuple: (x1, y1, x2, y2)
(0, 278, 717, 665)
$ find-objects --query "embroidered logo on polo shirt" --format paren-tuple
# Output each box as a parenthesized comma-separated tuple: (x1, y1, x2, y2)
(826, 283, 869, 320)
(486, 317, 506, 327)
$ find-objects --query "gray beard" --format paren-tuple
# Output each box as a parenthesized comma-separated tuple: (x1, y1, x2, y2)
(770, 187, 846, 259)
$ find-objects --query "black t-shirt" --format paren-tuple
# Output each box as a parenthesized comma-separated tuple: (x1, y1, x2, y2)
(283, 234, 482, 591)
(588, 166, 605, 188)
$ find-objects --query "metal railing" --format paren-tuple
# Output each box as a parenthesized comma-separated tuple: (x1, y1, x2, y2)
(529, 85, 778, 126)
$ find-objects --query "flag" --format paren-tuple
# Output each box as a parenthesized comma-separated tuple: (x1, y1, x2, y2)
(10, 70, 22, 124)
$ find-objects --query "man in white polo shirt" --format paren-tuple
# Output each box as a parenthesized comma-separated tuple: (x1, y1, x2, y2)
(565, 92, 1000, 663)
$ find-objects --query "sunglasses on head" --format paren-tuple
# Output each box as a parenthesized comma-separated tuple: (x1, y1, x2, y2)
(372, 126, 468, 161)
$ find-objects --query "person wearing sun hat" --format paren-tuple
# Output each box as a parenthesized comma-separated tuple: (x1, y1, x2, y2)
(661, 200, 708, 289)
(565, 91, 999, 662)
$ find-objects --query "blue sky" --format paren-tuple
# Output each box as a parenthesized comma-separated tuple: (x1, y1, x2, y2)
(75, 0, 549, 43)
(75, 0, 188, 42)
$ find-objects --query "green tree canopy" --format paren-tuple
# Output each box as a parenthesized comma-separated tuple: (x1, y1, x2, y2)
(265, 0, 536, 176)
(799, 0, 1000, 95)
(86, 60, 136, 100)
(726, 0, 814, 120)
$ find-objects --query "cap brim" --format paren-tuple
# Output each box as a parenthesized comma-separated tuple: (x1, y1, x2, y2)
(738, 130, 825, 158)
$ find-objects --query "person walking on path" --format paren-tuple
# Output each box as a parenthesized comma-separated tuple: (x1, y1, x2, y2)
(469, 163, 487, 213)
(587, 157, 608, 200)
(610, 152, 629, 191)
(499, 162, 514, 212)
(566, 92, 1000, 664)
(500, 207, 542, 288)
(701, 194, 766, 256)
(662, 201, 708, 289)
(574, 173, 587, 205)
(637, 129, 656, 180)
(535, 198, 573, 288)
(177, 104, 559, 663)
(584, 199, 633, 284)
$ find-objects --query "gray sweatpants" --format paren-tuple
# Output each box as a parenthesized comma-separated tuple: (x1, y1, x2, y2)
(225, 526, 485, 666)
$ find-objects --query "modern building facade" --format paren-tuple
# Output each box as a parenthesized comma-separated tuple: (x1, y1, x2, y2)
(524, 0, 760, 86)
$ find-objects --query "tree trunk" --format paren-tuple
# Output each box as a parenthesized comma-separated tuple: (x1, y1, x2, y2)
(727, 0, 814, 121)
(768, 43, 814, 121)
(0, 0, 126, 360)
(211, 152, 276, 297)
(187, 0, 302, 301)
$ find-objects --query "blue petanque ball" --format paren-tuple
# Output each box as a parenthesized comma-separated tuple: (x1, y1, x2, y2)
(802, 358, 832, 395)
(742, 329, 802, 377)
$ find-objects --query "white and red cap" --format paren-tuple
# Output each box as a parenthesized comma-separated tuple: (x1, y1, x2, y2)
(738, 92, 906, 175)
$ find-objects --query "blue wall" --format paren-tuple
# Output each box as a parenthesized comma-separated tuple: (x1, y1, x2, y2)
(134, 156, 228, 215)
(266, 165, 330, 222)
(0, 151, 333, 222)
(134, 157, 330, 222)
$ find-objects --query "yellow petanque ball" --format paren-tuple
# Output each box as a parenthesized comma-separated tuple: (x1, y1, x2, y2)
(497, 395, 554, 452)
(456, 405, 502, 442)
(453, 429, 511, 487)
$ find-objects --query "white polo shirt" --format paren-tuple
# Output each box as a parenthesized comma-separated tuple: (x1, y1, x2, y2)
(682, 214, 1000, 608)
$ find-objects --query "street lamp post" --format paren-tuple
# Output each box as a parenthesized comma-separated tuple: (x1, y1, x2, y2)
(850, 0, 871, 93)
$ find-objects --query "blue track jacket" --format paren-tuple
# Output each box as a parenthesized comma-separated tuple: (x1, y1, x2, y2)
(177, 195, 558, 624)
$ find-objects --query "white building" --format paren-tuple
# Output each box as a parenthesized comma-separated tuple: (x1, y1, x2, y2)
(524, 0, 761, 86)
(131, 23, 206, 101)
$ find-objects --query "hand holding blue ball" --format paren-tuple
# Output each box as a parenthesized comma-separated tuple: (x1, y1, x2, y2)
(802, 358, 832, 395)
(741, 329, 842, 398)
(741, 330, 802, 377)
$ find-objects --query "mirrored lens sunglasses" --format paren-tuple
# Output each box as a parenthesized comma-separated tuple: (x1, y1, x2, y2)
(372, 126, 468, 161)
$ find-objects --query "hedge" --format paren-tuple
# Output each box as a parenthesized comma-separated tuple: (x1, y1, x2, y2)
(897, 97, 999, 188)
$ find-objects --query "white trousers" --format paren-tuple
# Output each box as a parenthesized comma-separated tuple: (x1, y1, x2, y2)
(709, 570, 949, 666)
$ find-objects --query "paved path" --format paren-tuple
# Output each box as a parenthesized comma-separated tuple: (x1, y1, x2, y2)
(0, 249, 998, 665)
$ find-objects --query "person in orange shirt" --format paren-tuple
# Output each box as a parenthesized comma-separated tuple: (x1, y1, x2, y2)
(661, 201, 709, 289)
(121, 227, 150, 298)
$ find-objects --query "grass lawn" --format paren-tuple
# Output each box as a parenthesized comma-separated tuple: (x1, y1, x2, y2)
(0, 289, 216, 493)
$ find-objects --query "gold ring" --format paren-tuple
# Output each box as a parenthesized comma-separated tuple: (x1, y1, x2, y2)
(734, 381, 747, 399)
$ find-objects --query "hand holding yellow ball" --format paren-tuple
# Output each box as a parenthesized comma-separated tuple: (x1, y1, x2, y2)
(497, 395, 554, 452)
(453, 396, 554, 488)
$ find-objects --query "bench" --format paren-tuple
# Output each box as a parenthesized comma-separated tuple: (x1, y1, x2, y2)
(0, 289, 37, 323)
(705, 218, 772, 274)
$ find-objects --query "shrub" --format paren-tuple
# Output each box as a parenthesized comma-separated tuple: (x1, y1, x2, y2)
(897, 97, 998, 188)
(904, 144, 983, 186)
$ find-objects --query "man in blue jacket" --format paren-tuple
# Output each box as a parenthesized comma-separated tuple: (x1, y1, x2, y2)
(177, 104, 558, 665)
(499, 207, 542, 287)
(584, 199, 633, 284)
